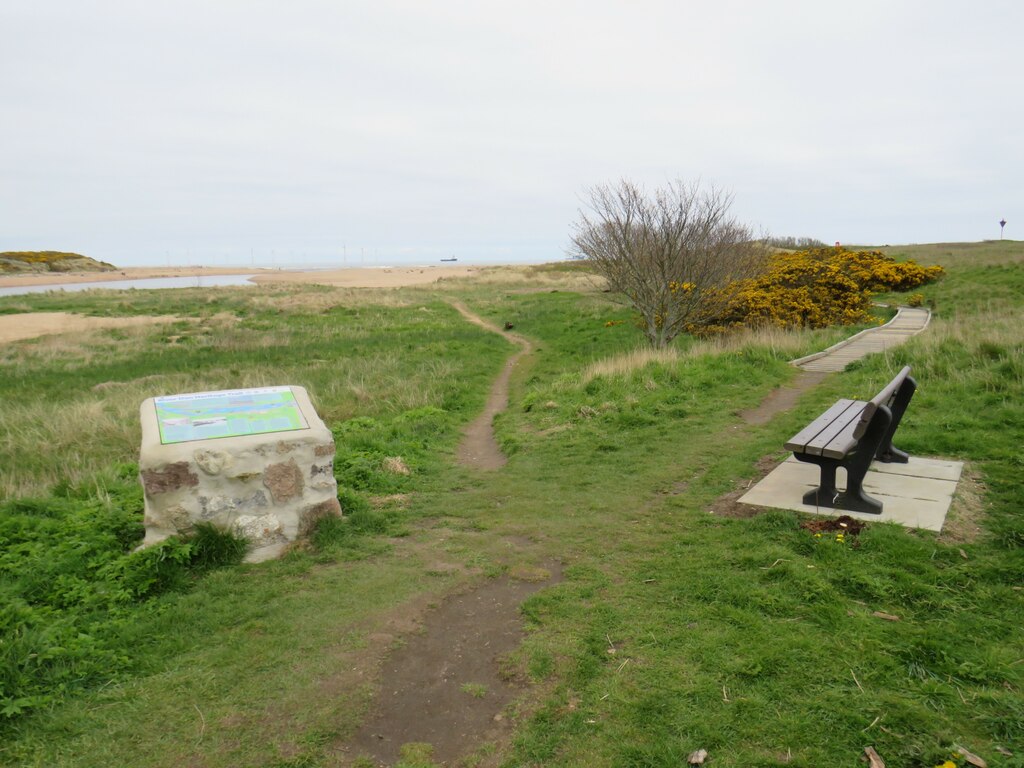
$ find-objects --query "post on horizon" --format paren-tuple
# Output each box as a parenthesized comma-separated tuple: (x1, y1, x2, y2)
(1000, 218, 1007, 239)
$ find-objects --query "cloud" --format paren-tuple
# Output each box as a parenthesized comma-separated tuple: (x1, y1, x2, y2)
(1, 0, 1021, 264)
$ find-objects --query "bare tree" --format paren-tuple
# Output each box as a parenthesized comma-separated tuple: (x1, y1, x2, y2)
(570, 180, 765, 347)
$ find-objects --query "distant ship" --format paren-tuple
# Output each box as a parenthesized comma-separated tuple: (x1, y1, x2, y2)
(440, 257, 458, 262)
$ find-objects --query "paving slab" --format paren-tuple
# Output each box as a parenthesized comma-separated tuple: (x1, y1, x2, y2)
(738, 455, 963, 532)
(868, 457, 963, 482)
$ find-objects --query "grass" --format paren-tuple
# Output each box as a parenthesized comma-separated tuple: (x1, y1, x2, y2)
(461, 682, 489, 699)
(1, 247, 1022, 767)
(578, 320, 886, 385)
(0, 286, 511, 497)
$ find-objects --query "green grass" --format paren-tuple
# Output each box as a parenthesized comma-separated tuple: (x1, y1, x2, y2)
(1, 248, 1022, 768)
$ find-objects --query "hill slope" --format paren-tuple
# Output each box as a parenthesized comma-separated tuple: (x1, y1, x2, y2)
(0, 251, 116, 273)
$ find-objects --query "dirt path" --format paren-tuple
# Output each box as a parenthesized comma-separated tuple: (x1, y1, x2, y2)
(332, 306, 544, 766)
(448, 301, 533, 470)
(343, 565, 560, 766)
(738, 371, 827, 425)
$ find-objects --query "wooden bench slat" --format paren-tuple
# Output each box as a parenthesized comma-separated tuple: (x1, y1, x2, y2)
(803, 400, 868, 457)
(817, 417, 862, 459)
(784, 399, 862, 453)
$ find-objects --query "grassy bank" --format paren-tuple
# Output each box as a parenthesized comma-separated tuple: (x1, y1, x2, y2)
(1, 249, 1022, 767)
(0, 251, 115, 273)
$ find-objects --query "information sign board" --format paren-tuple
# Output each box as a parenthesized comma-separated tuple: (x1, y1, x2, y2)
(153, 386, 309, 445)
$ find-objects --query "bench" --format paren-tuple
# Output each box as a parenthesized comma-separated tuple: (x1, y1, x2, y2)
(785, 365, 916, 514)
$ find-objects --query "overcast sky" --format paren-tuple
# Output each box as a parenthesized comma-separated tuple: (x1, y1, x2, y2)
(2, 1, 1021, 267)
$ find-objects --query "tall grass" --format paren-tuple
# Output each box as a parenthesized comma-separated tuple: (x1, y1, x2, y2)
(578, 323, 877, 385)
(883, 239, 1023, 268)
(0, 289, 509, 498)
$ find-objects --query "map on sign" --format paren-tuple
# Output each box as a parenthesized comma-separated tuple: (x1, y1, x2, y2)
(154, 386, 309, 445)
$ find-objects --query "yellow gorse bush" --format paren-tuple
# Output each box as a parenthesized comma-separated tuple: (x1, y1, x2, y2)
(684, 247, 943, 336)
(826, 248, 945, 292)
(0, 251, 80, 265)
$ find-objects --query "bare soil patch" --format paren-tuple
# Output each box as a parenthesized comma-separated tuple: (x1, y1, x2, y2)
(710, 454, 785, 518)
(0, 312, 181, 344)
(341, 564, 562, 767)
(800, 514, 867, 537)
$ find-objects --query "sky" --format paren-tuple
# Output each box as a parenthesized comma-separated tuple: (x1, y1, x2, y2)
(2, 1, 1021, 268)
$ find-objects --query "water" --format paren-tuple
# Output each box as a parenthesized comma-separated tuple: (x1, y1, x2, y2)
(0, 274, 259, 298)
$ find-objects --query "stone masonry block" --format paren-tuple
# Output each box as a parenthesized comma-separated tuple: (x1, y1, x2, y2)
(139, 385, 340, 562)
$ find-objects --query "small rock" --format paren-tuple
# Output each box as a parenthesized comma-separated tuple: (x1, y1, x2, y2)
(141, 461, 199, 495)
(263, 459, 304, 502)
(314, 442, 336, 457)
(233, 513, 285, 547)
(194, 449, 232, 476)
(688, 748, 709, 765)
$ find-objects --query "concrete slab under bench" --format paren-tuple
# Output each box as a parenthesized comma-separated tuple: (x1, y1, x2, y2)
(738, 455, 963, 532)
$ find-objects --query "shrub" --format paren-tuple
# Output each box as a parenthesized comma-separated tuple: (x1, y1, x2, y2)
(697, 247, 944, 334)
(825, 248, 945, 292)
(715, 251, 873, 331)
(0, 489, 246, 721)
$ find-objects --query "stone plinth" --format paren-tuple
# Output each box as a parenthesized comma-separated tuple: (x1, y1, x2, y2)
(139, 385, 340, 562)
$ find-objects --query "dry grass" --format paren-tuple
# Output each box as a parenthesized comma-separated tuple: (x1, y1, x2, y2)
(939, 462, 987, 544)
(0, 319, 188, 365)
(0, 397, 139, 497)
(906, 310, 1023, 391)
(580, 346, 681, 384)
(923, 308, 1021, 347)
(579, 325, 853, 385)
(250, 285, 421, 312)
(686, 324, 847, 358)
(438, 264, 602, 292)
(882, 239, 1024, 269)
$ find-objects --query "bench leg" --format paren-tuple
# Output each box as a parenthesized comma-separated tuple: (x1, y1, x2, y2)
(838, 460, 883, 514)
(798, 456, 840, 507)
(877, 445, 909, 463)
(796, 454, 884, 515)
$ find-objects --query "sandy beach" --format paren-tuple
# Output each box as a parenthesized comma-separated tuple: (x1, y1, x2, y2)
(0, 264, 491, 290)
(251, 264, 489, 288)
(0, 266, 257, 289)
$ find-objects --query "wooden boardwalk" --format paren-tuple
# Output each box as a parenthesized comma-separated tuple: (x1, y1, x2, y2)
(791, 307, 931, 373)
